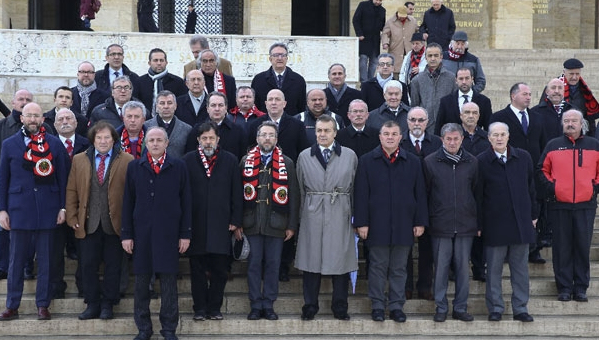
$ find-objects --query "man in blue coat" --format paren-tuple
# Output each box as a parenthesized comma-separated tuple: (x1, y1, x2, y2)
(183, 121, 243, 321)
(354, 120, 428, 323)
(0, 102, 69, 321)
(477, 122, 537, 323)
(122, 127, 192, 340)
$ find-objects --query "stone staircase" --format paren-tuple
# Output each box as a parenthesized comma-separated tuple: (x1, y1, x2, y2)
(0, 216, 597, 339)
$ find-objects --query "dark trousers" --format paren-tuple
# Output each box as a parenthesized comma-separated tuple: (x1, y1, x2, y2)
(470, 236, 486, 276)
(189, 253, 229, 313)
(7, 229, 53, 309)
(134, 273, 178, 335)
(302, 271, 349, 315)
(80, 227, 122, 307)
(247, 235, 284, 310)
(0, 228, 9, 272)
(50, 223, 71, 298)
(406, 231, 433, 293)
(279, 237, 296, 275)
(550, 208, 596, 294)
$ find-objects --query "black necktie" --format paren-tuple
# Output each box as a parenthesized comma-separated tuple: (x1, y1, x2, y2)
(322, 149, 331, 163)
(462, 94, 469, 104)
(277, 74, 283, 89)
(114, 71, 120, 78)
(519, 111, 528, 134)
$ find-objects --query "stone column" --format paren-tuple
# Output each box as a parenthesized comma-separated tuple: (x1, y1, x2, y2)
(245, 0, 292, 35)
(491, 0, 533, 48)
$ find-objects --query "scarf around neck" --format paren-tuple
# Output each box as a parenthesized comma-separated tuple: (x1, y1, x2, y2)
(121, 128, 144, 159)
(198, 145, 219, 178)
(560, 73, 599, 117)
(242, 146, 289, 212)
(447, 45, 464, 61)
(76, 81, 97, 115)
(22, 125, 56, 183)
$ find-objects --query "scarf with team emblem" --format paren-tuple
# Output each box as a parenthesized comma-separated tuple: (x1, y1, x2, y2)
(242, 145, 289, 213)
(22, 125, 56, 184)
(121, 128, 144, 159)
(198, 145, 219, 178)
(560, 74, 599, 118)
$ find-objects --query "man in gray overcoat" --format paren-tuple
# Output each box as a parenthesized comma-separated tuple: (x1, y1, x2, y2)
(295, 115, 358, 321)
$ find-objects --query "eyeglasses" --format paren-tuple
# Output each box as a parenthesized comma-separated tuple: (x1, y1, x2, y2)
(408, 118, 427, 123)
(378, 62, 393, 67)
(78, 70, 95, 75)
(113, 85, 132, 91)
(270, 53, 288, 58)
(108, 52, 124, 57)
(258, 133, 277, 139)
(22, 114, 43, 119)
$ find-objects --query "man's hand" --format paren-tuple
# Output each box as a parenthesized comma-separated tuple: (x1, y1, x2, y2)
(0, 211, 10, 230)
(122, 239, 134, 254)
(532, 219, 538, 228)
(422, 33, 429, 40)
(56, 209, 66, 225)
(284, 229, 295, 241)
(356, 226, 369, 240)
(179, 239, 190, 253)
(358, 36, 365, 41)
(413, 226, 424, 237)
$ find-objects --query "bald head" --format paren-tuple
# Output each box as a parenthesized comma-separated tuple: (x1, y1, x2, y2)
(12, 89, 33, 112)
(265, 89, 287, 119)
(545, 78, 565, 106)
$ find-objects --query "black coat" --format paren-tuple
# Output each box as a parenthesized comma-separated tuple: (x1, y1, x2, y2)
(352, 0, 386, 56)
(354, 146, 428, 247)
(418, 5, 456, 50)
(461, 127, 490, 157)
(423, 148, 478, 237)
(361, 77, 409, 111)
(251, 66, 307, 115)
(138, 73, 187, 114)
(435, 90, 493, 135)
(324, 86, 362, 126)
(44, 108, 89, 136)
(247, 114, 309, 162)
(367, 102, 410, 132)
(121, 155, 192, 274)
(476, 146, 537, 246)
(335, 125, 380, 158)
(530, 100, 574, 141)
(175, 93, 209, 128)
(94, 63, 141, 99)
(185, 10, 197, 34)
(70, 87, 110, 118)
(400, 131, 442, 161)
(203, 72, 237, 110)
(185, 118, 248, 160)
(183, 149, 243, 255)
(489, 105, 547, 165)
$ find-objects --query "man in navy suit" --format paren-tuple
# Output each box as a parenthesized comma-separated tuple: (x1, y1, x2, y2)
(435, 67, 492, 135)
(50, 108, 90, 299)
(175, 70, 208, 127)
(71, 61, 110, 119)
(0, 102, 69, 321)
(251, 43, 307, 115)
(489, 82, 547, 264)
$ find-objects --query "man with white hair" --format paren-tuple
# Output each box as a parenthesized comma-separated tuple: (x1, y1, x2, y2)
(442, 31, 486, 93)
(366, 80, 411, 131)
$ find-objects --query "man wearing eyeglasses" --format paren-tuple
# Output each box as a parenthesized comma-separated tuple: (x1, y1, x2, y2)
(198, 49, 237, 111)
(71, 61, 110, 119)
(183, 35, 233, 79)
(251, 43, 307, 115)
(95, 44, 141, 100)
(361, 53, 409, 112)
(89, 76, 145, 128)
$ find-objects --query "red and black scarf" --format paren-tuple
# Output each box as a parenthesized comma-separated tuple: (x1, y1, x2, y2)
(230, 105, 266, 121)
(410, 47, 424, 69)
(242, 146, 289, 213)
(382, 146, 400, 163)
(121, 128, 144, 159)
(22, 125, 56, 184)
(147, 151, 166, 174)
(447, 45, 464, 61)
(213, 70, 228, 96)
(198, 146, 219, 178)
(560, 74, 599, 118)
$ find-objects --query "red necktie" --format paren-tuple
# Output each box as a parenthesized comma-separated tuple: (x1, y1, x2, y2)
(66, 139, 74, 160)
(97, 154, 107, 185)
(415, 140, 421, 153)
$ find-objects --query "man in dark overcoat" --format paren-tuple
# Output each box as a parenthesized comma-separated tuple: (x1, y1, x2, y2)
(354, 120, 428, 323)
(0, 103, 69, 321)
(121, 127, 191, 340)
(183, 121, 243, 321)
(476, 122, 537, 323)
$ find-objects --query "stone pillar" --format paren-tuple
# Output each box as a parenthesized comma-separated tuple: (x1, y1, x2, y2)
(491, 0, 533, 48)
(245, 0, 292, 35)
(94, 0, 137, 32)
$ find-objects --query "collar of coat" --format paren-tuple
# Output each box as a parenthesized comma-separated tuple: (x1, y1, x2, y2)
(482, 145, 522, 164)
(372, 144, 408, 161)
(310, 142, 341, 157)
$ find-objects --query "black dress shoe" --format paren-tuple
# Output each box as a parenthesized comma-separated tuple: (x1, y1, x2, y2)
(389, 309, 406, 323)
(160, 330, 178, 340)
(247, 309, 262, 320)
(417, 291, 434, 301)
(472, 273, 486, 282)
(301, 310, 316, 321)
(513, 312, 534, 322)
(528, 253, 546, 264)
(133, 331, 153, 340)
(263, 308, 278, 320)
(37, 307, 51, 320)
(433, 312, 446, 322)
(573, 293, 588, 302)
(371, 309, 385, 322)
(333, 312, 350, 321)
(0, 270, 7, 280)
(557, 292, 572, 301)
(279, 271, 290, 282)
(0, 308, 19, 321)
(452, 311, 474, 321)
(99, 306, 114, 320)
(78, 304, 100, 320)
(488, 312, 502, 321)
